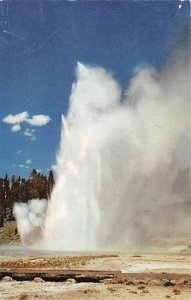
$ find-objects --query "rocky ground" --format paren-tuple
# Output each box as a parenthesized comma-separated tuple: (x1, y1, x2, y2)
(0, 221, 20, 245)
(0, 222, 190, 299)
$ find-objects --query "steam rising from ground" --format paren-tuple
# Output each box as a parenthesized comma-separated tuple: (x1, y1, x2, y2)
(14, 199, 47, 245)
(14, 55, 190, 251)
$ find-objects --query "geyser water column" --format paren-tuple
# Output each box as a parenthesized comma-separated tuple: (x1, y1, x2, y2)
(14, 58, 190, 251)
(42, 62, 121, 250)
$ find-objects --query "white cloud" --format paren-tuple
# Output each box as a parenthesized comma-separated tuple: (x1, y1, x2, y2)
(24, 128, 35, 137)
(3, 111, 29, 124)
(17, 150, 22, 154)
(26, 159, 32, 165)
(2, 111, 51, 136)
(23, 128, 36, 140)
(18, 164, 24, 168)
(26, 114, 51, 126)
(18, 164, 29, 169)
(36, 169, 42, 173)
(17, 159, 32, 169)
(11, 124, 21, 132)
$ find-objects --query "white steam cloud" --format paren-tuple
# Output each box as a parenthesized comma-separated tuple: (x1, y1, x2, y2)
(14, 199, 47, 246)
(14, 55, 190, 251)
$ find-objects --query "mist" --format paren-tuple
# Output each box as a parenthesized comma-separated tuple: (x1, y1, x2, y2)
(14, 53, 190, 251)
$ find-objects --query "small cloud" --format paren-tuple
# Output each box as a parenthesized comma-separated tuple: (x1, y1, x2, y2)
(26, 159, 32, 165)
(36, 169, 42, 173)
(11, 124, 21, 132)
(24, 128, 35, 137)
(18, 164, 29, 169)
(17, 150, 22, 154)
(16, 159, 32, 169)
(18, 164, 24, 168)
(24, 128, 36, 140)
(26, 114, 51, 126)
(2, 112, 51, 135)
(3, 111, 29, 124)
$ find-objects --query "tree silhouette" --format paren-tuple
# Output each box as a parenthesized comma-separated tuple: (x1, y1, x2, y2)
(0, 179, 4, 227)
(47, 170, 54, 197)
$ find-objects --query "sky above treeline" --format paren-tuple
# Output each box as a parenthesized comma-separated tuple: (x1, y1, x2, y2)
(0, 0, 190, 178)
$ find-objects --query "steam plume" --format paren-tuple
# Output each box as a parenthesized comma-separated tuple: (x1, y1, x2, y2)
(14, 55, 190, 251)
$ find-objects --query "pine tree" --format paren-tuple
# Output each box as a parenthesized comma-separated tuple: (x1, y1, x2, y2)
(29, 169, 48, 199)
(0, 179, 4, 227)
(47, 170, 54, 196)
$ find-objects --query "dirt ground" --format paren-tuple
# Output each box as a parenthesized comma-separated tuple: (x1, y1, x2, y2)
(0, 221, 20, 245)
(0, 280, 190, 300)
(0, 222, 191, 299)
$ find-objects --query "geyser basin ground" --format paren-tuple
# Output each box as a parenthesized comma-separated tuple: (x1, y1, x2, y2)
(0, 251, 191, 299)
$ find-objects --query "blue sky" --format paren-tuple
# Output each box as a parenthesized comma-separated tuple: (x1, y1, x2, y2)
(0, 0, 189, 178)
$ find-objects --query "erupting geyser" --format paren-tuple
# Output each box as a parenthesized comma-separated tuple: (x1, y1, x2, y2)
(14, 57, 190, 251)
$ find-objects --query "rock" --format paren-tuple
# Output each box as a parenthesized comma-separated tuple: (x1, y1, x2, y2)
(66, 278, 77, 284)
(1, 276, 13, 282)
(163, 280, 175, 287)
(33, 277, 45, 283)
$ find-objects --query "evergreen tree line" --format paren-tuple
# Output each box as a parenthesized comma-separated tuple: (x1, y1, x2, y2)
(0, 169, 54, 227)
